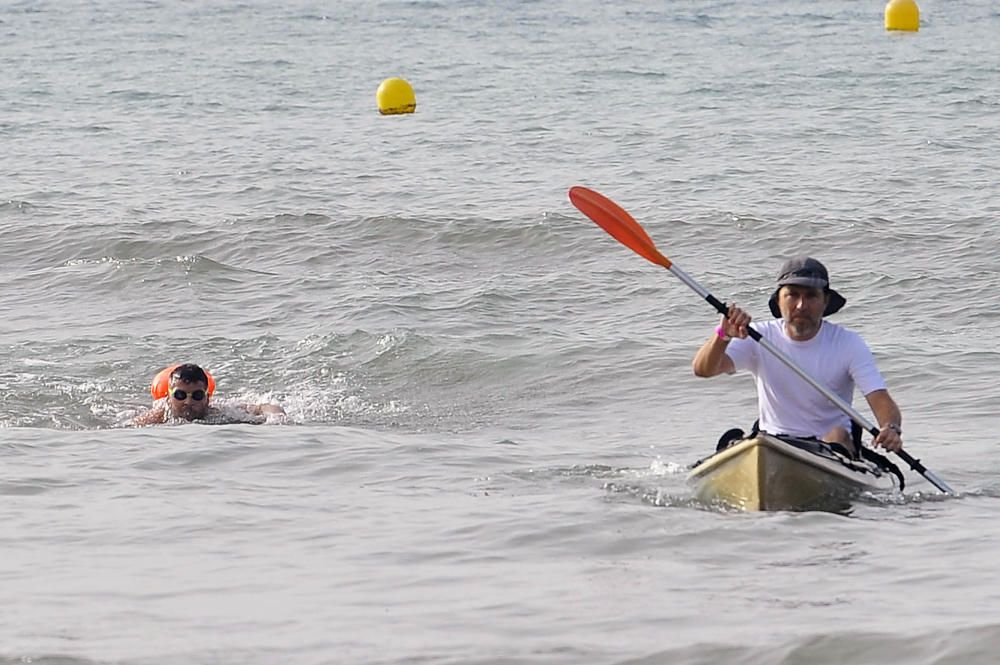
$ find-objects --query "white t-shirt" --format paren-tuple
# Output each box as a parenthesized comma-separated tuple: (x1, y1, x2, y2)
(724, 319, 886, 438)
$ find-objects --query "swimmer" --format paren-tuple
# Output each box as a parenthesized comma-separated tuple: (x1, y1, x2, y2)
(133, 363, 286, 426)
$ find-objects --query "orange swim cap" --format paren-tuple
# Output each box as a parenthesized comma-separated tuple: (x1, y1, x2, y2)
(151, 364, 216, 399)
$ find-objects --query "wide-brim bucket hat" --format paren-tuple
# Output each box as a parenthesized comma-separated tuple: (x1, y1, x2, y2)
(768, 256, 846, 318)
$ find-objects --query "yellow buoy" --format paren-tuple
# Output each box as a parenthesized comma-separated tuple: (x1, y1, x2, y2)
(376, 78, 416, 115)
(885, 0, 919, 32)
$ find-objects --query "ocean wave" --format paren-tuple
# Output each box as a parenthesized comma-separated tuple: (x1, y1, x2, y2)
(622, 623, 1000, 665)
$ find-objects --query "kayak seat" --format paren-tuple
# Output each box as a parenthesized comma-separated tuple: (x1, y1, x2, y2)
(716, 427, 746, 452)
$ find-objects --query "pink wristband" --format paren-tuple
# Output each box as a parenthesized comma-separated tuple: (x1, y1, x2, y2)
(715, 325, 732, 341)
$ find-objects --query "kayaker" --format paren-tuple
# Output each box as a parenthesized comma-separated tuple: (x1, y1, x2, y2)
(691, 257, 903, 457)
(133, 363, 286, 426)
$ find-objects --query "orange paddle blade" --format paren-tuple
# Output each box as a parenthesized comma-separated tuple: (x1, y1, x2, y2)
(568, 186, 672, 268)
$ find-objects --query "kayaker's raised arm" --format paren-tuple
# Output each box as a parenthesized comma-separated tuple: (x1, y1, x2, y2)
(692, 304, 750, 377)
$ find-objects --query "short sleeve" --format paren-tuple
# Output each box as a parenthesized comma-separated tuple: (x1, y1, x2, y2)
(848, 332, 886, 395)
(724, 332, 758, 372)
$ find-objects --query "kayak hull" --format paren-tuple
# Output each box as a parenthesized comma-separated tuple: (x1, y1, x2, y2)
(687, 433, 898, 512)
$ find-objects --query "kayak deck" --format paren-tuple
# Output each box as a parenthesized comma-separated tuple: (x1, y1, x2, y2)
(687, 433, 899, 512)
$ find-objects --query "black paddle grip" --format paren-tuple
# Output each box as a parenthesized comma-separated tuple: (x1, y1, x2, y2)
(706, 295, 727, 315)
(708, 294, 762, 341)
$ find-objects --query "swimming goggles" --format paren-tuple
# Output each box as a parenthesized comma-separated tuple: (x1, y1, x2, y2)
(171, 389, 207, 401)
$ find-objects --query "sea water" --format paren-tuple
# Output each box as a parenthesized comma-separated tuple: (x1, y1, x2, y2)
(3, 1, 1000, 663)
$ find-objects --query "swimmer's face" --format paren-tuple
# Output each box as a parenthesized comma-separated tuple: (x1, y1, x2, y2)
(166, 378, 211, 421)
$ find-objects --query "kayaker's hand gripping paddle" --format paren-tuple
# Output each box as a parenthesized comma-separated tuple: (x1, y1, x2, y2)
(568, 185, 955, 495)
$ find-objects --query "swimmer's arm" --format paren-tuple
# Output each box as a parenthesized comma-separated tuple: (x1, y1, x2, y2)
(243, 403, 286, 417)
(133, 404, 166, 426)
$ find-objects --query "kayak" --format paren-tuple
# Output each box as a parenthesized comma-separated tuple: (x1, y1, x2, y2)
(687, 432, 900, 512)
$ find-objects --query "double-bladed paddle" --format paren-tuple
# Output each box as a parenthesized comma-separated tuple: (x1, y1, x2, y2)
(568, 185, 955, 495)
